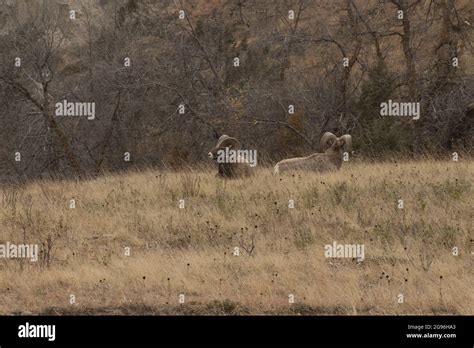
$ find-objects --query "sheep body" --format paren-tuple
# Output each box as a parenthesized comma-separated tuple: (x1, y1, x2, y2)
(208, 135, 253, 179)
(274, 134, 351, 174)
(216, 158, 252, 178)
(274, 153, 340, 174)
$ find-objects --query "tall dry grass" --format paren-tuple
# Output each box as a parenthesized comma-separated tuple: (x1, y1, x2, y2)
(0, 160, 473, 315)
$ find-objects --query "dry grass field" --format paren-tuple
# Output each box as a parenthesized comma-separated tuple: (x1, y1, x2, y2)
(0, 160, 473, 315)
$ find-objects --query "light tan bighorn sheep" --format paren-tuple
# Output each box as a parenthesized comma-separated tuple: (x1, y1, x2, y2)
(208, 135, 254, 178)
(274, 132, 352, 174)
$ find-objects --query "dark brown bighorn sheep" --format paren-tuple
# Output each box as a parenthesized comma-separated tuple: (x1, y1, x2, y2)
(274, 132, 353, 174)
(208, 135, 253, 178)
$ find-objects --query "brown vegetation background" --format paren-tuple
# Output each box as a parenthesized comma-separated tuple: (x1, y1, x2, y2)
(0, 0, 473, 180)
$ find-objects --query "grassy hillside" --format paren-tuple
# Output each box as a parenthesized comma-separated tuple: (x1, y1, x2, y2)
(0, 160, 473, 314)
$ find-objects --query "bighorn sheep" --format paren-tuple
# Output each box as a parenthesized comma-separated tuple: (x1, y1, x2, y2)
(208, 135, 253, 178)
(274, 132, 352, 174)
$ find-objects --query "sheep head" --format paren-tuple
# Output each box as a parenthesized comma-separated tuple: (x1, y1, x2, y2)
(320, 132, 353, 154)
(208, 135, 251, 178)
(208, 135, 241, 161)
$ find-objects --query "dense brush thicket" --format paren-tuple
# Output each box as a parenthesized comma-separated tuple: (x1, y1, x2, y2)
(0, 0, 473, 180)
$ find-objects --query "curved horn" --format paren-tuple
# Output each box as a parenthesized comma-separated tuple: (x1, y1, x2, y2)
(320, 132, 337, 151)
(217, 135, 241, 149)
(339, 134, 352, 153)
